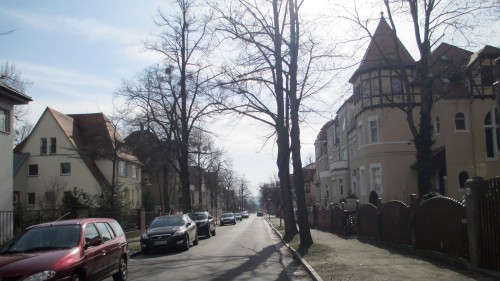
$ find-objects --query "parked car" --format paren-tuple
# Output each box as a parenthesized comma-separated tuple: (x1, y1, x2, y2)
(0, 218, 128, 281)
(233, 212, 243, 221)
(140, 214, 198, 254)
(220, 213, 236, 226)
(241, 211, 249, 218)
(188, 211, 216, 238)
(257, 210, 264, 217)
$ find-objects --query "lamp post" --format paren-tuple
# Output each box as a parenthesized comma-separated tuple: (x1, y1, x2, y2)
(267, 198, 271, 219)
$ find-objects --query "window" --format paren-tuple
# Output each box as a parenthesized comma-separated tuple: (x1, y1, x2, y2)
(28, 193, 35, 205)
(40, 138, 47, 155)
(132, 165, 138, 179)
(50, 138, 57, 154)
(434, 116, 441, 135)
(13, 191, 20, 204)
(119, 161, 127, 177)
(96, 222, 113, 242)
(45, 192, 54, 205)
(360, 167, 366, 195)
(369, 118, 379, 143)
(325, 185, 330, 198)
(350, 181, 356, 197)
(0, 108, 9, 132)
(370, 164, 383, 194)
(84, 223, 100, 243)
(391, 77, 402, 94)
(481, 65, 494, 86)
(28, 164, 39, 176)
(459, 171, 469, 189)
(61, 162, 71, 175)
(455, 113, 466, 131)
(484, 108, 500, 158)
(357, 123, 363, 148)
(339, 179, 344, 196)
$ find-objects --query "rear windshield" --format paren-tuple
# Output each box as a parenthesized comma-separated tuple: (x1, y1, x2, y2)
(189, 213, 207, 220)
(150, 216, 184, 228)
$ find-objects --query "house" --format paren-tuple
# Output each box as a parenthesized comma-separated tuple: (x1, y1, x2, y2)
(125, 128, 181, 213)
(0, 82, 32, 211)
(314, 16, 500, 207)
(14, 107, 142, 210)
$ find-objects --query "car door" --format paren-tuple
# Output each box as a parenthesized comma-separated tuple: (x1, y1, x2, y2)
(84, 223, 108, 280)
(95, 222, 120, 276)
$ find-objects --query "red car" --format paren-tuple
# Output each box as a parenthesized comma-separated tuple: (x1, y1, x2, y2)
(0, 218, 128, 281)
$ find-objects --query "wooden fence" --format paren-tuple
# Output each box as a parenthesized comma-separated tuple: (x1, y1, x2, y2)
(308, 177, 500, 272)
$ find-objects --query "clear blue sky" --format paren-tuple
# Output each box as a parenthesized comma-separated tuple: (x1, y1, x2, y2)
(1, 0, 498, 193)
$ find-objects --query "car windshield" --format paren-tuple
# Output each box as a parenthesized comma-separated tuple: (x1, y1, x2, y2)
(222, 213, 233, 217)
(150, 216, 184, 228)
(3, 225, 81, 253)
(189, 213, 207, 220)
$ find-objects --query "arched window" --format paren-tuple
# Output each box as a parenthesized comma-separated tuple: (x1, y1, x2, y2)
(434, 116, 440, 135)
(455, 113, 466, 131)
(459, 171, 469, 189)
(484, 108, 500, 158)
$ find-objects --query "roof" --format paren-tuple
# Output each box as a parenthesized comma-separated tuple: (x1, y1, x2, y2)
(0, 81, 32, 105)
(13, 152, 30, 176)
(315, 120, 334, 142)
(466, 45, 500, 70)
(349, 16, 415, 83)
(428, 43, 473, 98)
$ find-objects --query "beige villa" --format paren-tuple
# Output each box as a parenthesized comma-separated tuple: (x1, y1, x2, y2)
(14, 107, 142, 210)
(314, 17, 500, 207)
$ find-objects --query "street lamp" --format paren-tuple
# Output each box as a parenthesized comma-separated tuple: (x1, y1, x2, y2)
(267, 198, 271, 219)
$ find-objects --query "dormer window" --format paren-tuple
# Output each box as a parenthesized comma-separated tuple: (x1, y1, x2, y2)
(439, 77, 450, 84)
(440, 55, 448, 61)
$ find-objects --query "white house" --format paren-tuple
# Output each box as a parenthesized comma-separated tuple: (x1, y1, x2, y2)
(14, 107, 142, 210)
(0, 82, 32, 243)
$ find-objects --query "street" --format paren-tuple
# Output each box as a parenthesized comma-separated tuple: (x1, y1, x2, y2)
(106, 214, 311, 281)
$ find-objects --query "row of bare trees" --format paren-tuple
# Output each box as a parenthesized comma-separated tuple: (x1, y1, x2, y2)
(5, 0, 496, 248)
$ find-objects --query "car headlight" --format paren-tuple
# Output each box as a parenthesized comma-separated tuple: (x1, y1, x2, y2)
(141, 233, 149, 239)
(22, 270, 56, 281)
(172, 230, 185, 237)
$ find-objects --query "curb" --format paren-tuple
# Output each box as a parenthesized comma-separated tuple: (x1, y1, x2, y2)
(266, 218, 323, 281)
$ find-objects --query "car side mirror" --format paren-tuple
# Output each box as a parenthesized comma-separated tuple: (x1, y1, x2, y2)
(208, 216, 213, 219)
(187, 222, 191, 226)
(85, 237, 102, 249)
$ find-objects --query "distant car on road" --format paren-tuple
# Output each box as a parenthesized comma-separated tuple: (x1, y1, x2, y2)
(241, 211, 249, 218)
(233, 212, 243, 221)
(140, 214, 198, 254)
(0, 218, 128, 281)
(257, 210, 264, 217)
(188, 211, 216, 238)
(220, 213, 236, 226)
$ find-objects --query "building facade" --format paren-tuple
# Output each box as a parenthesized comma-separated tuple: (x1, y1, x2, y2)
(314, 17, 500, 207)
(14, 107, 142, 210)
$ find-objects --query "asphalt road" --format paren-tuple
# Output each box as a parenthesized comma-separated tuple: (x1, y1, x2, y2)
(106, 214, 311, 281)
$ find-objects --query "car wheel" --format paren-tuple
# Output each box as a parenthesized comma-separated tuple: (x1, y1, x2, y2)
(220, 222, 224, 226)
(212, 228, 216, 236)
(71, 272, 83, 281)
(194, 232, 199, 245)
(113, 256, 127, 281)
(183, 234, 190, 251)
(206, 228, 211, 238)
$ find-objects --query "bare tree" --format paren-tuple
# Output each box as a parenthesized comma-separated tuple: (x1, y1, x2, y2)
(119, 0, 217, 213)
(340, 0, 496, 198)
(211, 0, 334, 244)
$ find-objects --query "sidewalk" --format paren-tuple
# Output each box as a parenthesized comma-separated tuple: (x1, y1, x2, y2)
(266, 216, 496, 281)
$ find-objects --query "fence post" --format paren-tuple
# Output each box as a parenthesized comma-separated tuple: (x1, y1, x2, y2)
(409, 194, 418, 248)
(137, 208, 146, 232)
(465, 178, 481, 269)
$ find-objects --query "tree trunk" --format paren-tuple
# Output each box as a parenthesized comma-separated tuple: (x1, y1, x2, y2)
(273, 0, 297, 237)
(288, 0, 312, 246)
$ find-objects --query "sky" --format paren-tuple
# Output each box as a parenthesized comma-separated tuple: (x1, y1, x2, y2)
(1, 0, 499, 195)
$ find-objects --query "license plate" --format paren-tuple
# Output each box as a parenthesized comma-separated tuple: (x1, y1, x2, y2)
(154, 240, 168, 245)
